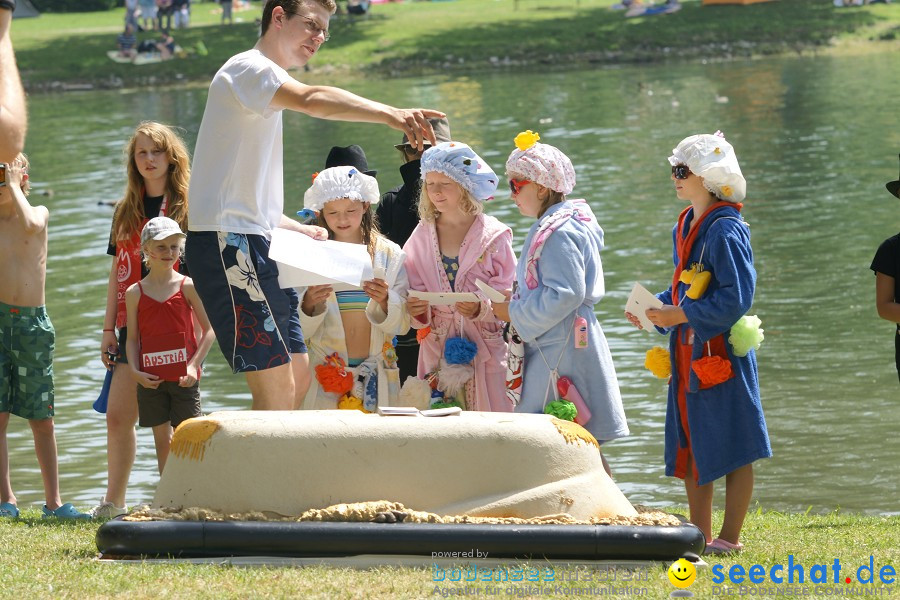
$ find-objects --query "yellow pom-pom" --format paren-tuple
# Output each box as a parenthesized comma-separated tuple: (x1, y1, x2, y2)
(338, 394, 368, 413)
(720, 185, 733, 197)
(645, 346, 671, 379)
(514, 130, 540, 151)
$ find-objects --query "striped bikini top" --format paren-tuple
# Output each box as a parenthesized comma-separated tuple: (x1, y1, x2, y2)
(335, 289, 369, 313)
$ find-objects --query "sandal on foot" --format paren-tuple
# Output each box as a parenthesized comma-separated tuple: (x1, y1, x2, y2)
(0, 502, 19, 518)
(705, 537, 744, 555)
(42, 503, 91, 520)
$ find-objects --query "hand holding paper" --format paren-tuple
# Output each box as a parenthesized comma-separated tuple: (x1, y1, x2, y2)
(625, 282, 664, 332)
(474, 279, 507, 303)
(407, 295, 430, 318)
(270, 228, 373, 288)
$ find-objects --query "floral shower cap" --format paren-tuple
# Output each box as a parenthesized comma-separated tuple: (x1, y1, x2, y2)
(668, 131, 746, 202)
(304, 166, 380, 211)
(505, 130, 576, 195)
(420, 142, 499, 201)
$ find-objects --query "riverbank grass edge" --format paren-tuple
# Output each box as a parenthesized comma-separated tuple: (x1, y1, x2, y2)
(0, 507, 897, 598)
(10, 0, 900, 91)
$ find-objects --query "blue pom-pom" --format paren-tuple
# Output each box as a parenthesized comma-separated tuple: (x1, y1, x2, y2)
(444, 337, 478, 365)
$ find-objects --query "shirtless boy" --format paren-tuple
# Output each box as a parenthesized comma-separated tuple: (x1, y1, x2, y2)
(0, 156, 88, 519)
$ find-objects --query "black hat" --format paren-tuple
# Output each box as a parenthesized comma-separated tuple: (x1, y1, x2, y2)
(325, 145, 376, 177)
(394, 117, 452, 151)
(887, 154, 900, 200)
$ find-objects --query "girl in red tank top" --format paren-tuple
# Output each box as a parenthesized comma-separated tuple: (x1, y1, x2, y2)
(124, 217, 215, 476)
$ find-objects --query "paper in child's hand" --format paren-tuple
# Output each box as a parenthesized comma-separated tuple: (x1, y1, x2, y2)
(409, 290, 479, 305)
(475, 279, 507, 303)
(625, 282, 664, 332)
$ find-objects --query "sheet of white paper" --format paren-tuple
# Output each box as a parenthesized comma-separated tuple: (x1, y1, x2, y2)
(409, 290, 479, 305)
(270, 228, 373, 289)
(625, 282, 664, 332)
(474, 279, 507, 303)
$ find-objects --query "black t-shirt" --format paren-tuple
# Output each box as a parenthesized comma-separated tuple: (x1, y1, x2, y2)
(106, 195, 187, 277)
(871, 233, 900, 324)
(377, 159, 423, 249)
(870, 232, 900, 380)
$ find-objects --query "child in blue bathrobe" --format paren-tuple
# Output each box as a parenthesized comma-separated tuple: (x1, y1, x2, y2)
(627, 132, 771, 555)
(492, 132, 629, 476)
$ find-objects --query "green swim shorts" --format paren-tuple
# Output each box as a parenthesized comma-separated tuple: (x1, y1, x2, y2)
(0, 302, 55, 420)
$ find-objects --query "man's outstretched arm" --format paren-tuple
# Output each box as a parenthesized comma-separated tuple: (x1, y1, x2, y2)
(271, 80, 444, 152)
(0, 4, 27, 163)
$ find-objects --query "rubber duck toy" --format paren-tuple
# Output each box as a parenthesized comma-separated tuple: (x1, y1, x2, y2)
(679, 264, 711, 300)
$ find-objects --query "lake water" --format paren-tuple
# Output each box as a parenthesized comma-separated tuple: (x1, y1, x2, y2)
(8, 51, 900, 515)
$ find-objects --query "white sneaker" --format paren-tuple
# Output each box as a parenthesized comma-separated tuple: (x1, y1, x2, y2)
(89, 498, 127, 520)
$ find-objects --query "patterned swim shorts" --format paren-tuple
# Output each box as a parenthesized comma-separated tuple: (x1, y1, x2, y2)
(0, 302, 55, 420)
(186, 231, 306, 373)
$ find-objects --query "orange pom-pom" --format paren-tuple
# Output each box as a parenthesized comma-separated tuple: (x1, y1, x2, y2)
(311, 171, 319, 183)
(416, 326, 431, 343)
(691, 355, 733, 388)
(315, 354, 354, 395)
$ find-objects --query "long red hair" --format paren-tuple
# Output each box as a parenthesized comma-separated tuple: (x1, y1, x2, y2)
(112, 121, 190, 242)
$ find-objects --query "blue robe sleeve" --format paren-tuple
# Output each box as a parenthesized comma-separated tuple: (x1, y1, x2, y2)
(654, 286, 674, 335)
(681, 221, 755, 343)
(509, 228, 586, 343)
(652, 222, 677, 333)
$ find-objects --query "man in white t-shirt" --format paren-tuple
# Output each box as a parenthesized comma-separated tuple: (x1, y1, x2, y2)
(186, 0, 442, 411)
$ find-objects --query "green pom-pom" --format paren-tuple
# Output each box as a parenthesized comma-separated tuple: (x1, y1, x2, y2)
(729, 315, 764, 357)
(544, 399, 577, 422)
(430, 401, 463, 410)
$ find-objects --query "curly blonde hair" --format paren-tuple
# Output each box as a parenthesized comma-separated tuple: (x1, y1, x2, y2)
(113, 122, 190, 242)
(417, 182, 483, 224)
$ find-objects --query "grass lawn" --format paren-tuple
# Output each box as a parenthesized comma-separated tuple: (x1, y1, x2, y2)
(1, 507, 898, 598)
(10, 0, 900, 90)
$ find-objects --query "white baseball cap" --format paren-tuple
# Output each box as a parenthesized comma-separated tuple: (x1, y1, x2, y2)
(141, 216, 185, 245)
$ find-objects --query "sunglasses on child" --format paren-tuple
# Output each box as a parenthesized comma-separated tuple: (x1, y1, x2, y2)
(672, 165, 692, 180)
(508, 178, 531, 195)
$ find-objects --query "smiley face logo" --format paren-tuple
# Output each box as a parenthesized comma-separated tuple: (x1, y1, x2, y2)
(668, 558, 697, 589)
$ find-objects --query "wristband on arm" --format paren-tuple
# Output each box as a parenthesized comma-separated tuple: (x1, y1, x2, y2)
(0, 1, 16, 12)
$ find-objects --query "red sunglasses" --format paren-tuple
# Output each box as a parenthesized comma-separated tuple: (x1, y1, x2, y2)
(672, 165, 692, 180)
(508, 178, 531, 195)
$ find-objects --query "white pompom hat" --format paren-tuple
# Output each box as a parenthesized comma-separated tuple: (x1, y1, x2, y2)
(303, 166, 380, 211)
(668, 131, 746, 202)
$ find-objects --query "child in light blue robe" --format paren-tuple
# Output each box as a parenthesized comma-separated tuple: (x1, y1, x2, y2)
(492, 133, 628, 476)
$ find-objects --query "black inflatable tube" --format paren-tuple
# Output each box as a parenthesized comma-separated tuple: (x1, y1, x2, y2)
(97, 520, 705, 560)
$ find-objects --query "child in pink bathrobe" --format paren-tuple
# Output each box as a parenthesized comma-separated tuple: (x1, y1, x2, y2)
(403, 142, 517, 412)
